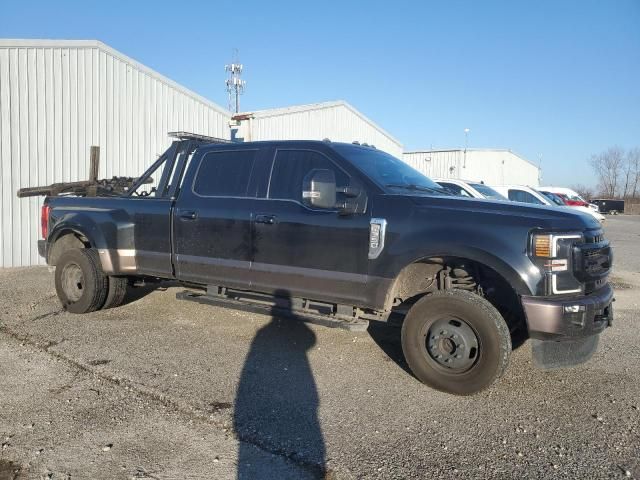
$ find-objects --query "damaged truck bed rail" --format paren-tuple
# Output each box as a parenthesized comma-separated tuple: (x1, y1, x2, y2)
(16, 146, 148, 198)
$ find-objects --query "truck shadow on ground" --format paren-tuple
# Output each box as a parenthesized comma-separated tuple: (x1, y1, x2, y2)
(233, 290, 326, 479)
(117, 280, 181, 307)
(0, 459, 25, 480)
(366, 318, 413, 376)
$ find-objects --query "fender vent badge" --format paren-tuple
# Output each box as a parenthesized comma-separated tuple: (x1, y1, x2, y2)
(369, 218, 387, 260)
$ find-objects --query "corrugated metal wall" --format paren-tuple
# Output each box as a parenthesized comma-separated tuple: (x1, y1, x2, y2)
(403, 150, 463, 179)
(403, 150, 540, 186)
(0, 40, 231, 267)
(238, 102, 404, 158)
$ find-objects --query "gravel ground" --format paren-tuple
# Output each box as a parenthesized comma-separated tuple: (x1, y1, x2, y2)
(604, 214, 640, 274)
(0, 216, 639, 479)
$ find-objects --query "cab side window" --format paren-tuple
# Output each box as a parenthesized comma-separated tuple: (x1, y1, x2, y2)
(193, 150, 257, 197)
(268, 150, 349, 205)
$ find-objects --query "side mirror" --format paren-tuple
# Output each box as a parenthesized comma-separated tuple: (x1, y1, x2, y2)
(336, 199, 359, 216)
(302, 169, 337, 209)
(337, 185, 361, 198)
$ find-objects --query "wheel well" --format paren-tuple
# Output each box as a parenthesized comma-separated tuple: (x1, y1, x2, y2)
(387, 257, 526, 338)
(49, 231, 91, 266)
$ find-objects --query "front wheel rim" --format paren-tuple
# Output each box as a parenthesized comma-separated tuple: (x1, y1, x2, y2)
(424, 317, 480, 373)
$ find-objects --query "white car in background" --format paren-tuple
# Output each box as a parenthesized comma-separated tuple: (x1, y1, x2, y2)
(434, 178, 508, 200)
(539, 186, 599, 212)
(491, 184, 606, 223)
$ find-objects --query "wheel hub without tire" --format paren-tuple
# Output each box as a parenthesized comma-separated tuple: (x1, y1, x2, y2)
(61, 263, 84, 302)
(426, 318, 479, 371)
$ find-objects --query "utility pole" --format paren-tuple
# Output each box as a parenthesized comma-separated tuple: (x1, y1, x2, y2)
(463, 128, 470, 168)
(225, 49, 246, 113)
(538, 154, 543, 185)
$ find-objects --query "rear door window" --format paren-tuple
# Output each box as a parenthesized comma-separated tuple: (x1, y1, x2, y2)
(193, 150, 257, 197)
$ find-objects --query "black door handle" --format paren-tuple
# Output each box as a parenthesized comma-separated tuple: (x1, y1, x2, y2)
(255, 214, 276, 225)
(179, 210, 197, 220)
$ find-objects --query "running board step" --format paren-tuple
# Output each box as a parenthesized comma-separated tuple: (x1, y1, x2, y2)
(176, 289, 370, 332)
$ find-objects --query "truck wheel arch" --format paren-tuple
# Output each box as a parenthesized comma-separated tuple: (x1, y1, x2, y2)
(47, 213, 111, 269)
(387, 254, 530, 305)
(385, 254, 530, 341)
(48, 230, 91, 266)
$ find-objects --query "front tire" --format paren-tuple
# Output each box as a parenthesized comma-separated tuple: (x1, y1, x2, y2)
(55, 249, 108, 314)
(401, 289, 511, 395)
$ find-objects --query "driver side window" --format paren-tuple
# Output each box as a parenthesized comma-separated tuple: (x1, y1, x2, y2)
(268, 150, 349, 206)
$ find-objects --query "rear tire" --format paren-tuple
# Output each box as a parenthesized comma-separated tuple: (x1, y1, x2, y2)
(55, 249, 108, 314)
(401, 289, 511, 395)
(103, 276, 129, 309)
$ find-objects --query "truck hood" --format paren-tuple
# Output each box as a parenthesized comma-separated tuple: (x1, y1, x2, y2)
(404, 194, 600, 231)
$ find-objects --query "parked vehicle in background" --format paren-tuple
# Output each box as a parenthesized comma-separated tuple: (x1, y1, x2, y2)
(27, 138, 613, 395)
(434, 178, 507, 200)
(491, 185, 605, 223)
(540, 186, 599, 212)
(492, 185, 550, 205)
(590, 199, 625, 215)
(538, 190, 606, 223)
(539, 190, 570, 207)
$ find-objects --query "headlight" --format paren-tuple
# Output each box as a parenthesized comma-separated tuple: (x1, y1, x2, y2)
(532, 232, 582, 259)
(530, 232, 583, 295)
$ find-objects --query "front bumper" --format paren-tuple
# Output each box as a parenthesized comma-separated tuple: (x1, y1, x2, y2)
(521, 284, 613, 340)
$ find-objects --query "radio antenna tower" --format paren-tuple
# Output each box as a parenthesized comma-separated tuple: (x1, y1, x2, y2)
(225, 49, 246, 113)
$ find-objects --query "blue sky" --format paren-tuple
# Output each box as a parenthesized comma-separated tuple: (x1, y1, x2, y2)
(1, 0, 639, 187)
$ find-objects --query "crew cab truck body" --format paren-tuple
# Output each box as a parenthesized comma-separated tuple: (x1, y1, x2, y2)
(37, 139, 614, 394)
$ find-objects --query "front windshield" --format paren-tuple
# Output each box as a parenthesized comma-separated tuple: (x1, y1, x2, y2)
(332, 144, 448, 195)
(469, 183, 507, 200)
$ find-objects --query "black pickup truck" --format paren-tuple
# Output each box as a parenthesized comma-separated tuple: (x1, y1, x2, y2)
(36, 138, 613, 394)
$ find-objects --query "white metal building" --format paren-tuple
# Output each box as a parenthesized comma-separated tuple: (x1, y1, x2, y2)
(0, 39, 231, 267)
(0, 40, 406, 268)
(0, 38, 541, 269)
(402, 149, 540, 187)
(231, 101, 404, 158)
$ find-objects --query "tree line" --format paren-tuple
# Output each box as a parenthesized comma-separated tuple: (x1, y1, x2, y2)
(571, 147, 640, 201)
